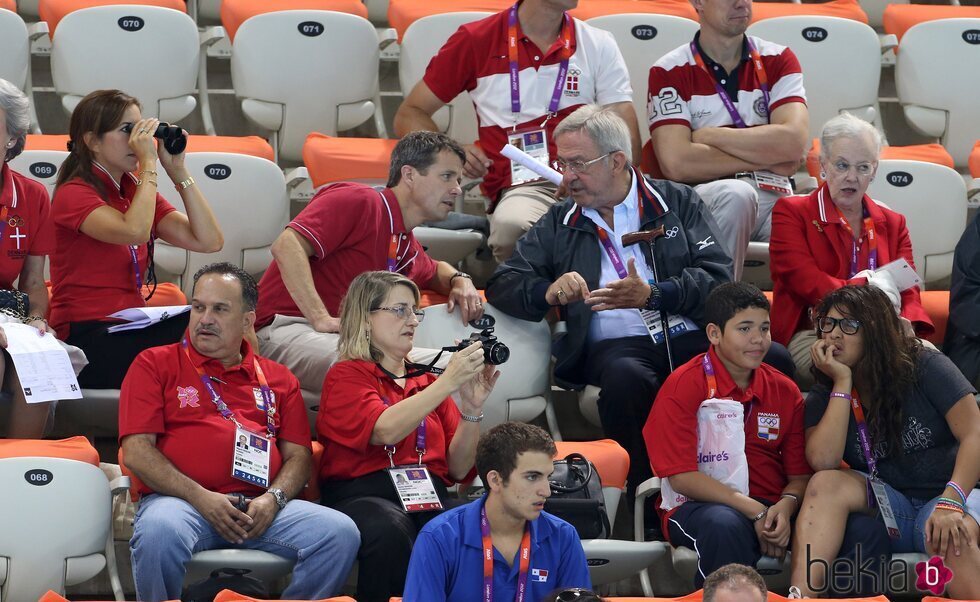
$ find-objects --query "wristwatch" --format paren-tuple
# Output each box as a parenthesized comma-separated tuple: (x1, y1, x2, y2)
(644, 281, 662, 311)
(450, 271, 472, 286)
(267, 487, 288, 511)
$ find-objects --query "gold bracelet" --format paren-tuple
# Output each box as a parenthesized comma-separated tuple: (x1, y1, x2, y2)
(178, 176, 195, 190)
(25, 315, 48, 326)
(138, 169, 158, 177)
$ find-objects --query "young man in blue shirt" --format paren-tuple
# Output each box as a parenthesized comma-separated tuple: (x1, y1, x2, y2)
(403, 422, 591, 601)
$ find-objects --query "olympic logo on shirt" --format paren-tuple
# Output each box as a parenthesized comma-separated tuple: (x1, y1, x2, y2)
(664, 226, 679, 239)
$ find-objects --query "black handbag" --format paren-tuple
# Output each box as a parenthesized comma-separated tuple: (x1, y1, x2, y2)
(544, 452, 611, 539)
(0, 289, 29, 320)
(182, 567, 269, 601)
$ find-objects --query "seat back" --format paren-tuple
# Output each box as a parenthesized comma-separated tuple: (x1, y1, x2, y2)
(8, 149, 69, 199)
(155, 152, 289, 295)
(586, 13, 699, 145)
(867, 159, 967, 286)
(231, 10, 380, 162)
(413, 303, 551, 429)
(399, 12, 490, 145)
(747, 16, 882, 140)
(553, 439, 628, 527)
(50, 5, 199, 122)
(0, 457, 110, 600)
(896, 17, 980, 168)
(0, 8, 29, 92)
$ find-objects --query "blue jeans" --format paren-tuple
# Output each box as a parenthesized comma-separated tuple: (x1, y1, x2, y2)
(130, 494, 360, 601)
(873, 479, 980, 553)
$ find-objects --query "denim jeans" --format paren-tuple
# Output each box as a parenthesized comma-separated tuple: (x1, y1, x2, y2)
(130, 494, 360, 601)
(874, 479, 980, 553)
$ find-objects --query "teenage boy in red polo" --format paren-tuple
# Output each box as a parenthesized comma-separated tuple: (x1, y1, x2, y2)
(644, 281, 811, 588)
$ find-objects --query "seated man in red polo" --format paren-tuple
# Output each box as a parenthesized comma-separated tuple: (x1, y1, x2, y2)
(254, 131, 483, 393)
(644, 281, 811, 588)
(120, 262, 359, 601)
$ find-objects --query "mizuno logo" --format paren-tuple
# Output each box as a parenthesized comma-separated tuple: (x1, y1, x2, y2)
(696, 237, 715, 250)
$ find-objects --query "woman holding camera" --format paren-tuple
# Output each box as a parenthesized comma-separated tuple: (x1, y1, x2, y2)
(50, 89, 222, 388)
(789, 285, 980, 599)
(316, 270, 498, 602)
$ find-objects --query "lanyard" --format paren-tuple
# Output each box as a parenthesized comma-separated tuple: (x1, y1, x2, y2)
(595, 227, 630, 279)
(379, 393, 427, 465)
(387, 234, 400, 272)
(689, 37, 770, 128)
(128, 244, 144, 295)
(847, 388, 879, 479)
(832, 204, 877, 277)
(0, 205, 8, 246)
(507, 3, 572, 119)
(180, 338, 276, 437)
(703, 352, 754, 424)
(481, 502, 532, 602)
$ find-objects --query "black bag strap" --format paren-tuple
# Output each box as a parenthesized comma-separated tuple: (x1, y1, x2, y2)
(549, 452, 594, 494)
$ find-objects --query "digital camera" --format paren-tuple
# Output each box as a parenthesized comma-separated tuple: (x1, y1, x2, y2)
(449, 327, 510, 365)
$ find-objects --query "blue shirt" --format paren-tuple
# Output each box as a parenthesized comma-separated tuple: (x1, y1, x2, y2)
(403, 496, 592, 602)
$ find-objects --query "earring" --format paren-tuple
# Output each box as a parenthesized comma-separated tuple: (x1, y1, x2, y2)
(819, 171, 826, 179)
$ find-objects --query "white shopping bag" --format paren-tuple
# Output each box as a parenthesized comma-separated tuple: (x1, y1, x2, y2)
(660, 399, 749, 510)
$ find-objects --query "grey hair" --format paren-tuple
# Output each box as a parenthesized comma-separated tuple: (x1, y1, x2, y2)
(553, 104, 633, 164)
(0, 78, 30, 163)
(819, 112, 882, 161)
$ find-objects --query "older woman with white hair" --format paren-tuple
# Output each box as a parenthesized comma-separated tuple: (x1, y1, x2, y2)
(769, 112, 933, 388)
(0, 78, 57, 437)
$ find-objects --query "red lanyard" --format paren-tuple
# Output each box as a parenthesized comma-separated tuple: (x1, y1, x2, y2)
(481, 502, 532, 602)
(832, 203, 878, 277)
(689, 37, 770, 128)
(0, 205, 9, 245)
(181, 339, 276, 437)
(507, 2, 573, 118)
(703, 352, 753, 424)
(386, 234, 399, 272)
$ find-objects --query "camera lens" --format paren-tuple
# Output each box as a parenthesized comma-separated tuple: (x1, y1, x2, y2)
(485, 342, 510, 365)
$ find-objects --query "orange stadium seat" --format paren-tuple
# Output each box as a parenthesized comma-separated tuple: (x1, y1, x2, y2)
(569, 0, 698, 23)
(883, 3, 980, 41)
(0, 436, 99, 465)
(0, 0, 15, 11)
(302, 133, 397, 189)
(971, 141, 980, 179)
(752, 0, 868, 24)
(219, 0, 368, 43)
(26, 134, 274, 161)
(38, 0, 184, 36)
(214, 592, 355, 602)
(387, 0, 510, 41)
(805, 138, 955, 181)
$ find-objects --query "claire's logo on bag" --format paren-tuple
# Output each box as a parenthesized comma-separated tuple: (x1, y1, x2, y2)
(698, 451, 730, 463)
(715, 411, 738, 420)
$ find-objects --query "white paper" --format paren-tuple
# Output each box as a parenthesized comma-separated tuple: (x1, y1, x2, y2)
(501, 143, 563, 185)
(2, 323, 82, 403)
(106, 304, 190, 333)
(876, 258, 921, 292)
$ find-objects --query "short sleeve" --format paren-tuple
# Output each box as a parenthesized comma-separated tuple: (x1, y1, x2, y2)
(287, 187, 368, 260)
(27, 182, 55, 256)
(403, 528, 451, 602)
(152, 193, 177, 228)
(780, 392, 813, 476)
(267, 361, 312, 449)
(52, 181, 109, 232)
(917, 350, 977, 417)
(647, 62, 691, 133)
(118, 350, 167, 441)
(592, 29, 633, 106)
(316, 362, 388, 452)
(645, 374, 700, 477)
(766, 46, 806, 111)
(405, 236, 439, 288)
(556, 521, 592, 590)
(804, 385, 832, 430)
(422, 24, 477, 103)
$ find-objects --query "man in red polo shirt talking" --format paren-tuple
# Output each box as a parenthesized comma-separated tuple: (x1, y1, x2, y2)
(254, 131, 483, 393)
(120, 262, 359, 601)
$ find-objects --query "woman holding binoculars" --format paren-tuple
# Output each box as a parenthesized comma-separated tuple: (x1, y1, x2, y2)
(316, 270, 499, 602)
(50, 89, 223, 388)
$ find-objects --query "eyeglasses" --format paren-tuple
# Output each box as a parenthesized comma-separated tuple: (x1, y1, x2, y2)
(816, 316, 862, 335)
(828, 160, 875, 177)
(371, 305, 425, 323)
(552, 152, 612, 174)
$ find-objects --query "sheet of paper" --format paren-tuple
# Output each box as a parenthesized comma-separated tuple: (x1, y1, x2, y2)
(877, 258, 922, 292)
(106, 305, 190, 333)
(501, 143, 563, 185)
(3, 323, 82, 403)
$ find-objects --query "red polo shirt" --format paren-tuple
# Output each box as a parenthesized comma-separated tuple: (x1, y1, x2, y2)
(255, 183, 438, 329)
(316, 359, 463, 484)
(0, 163, 55, 288)
(119, 336, 311, 497)
(645, 346, 812, 537)
(49, 163, 176, 338)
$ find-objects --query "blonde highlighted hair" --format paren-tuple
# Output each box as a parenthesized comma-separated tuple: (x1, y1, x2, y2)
(338, 271, 421, 363)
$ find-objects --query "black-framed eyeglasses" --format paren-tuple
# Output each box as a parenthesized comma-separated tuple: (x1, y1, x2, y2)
(816, 316, 861, 335)
(371, 305, 425, 323)
(552, 152, 612, 174)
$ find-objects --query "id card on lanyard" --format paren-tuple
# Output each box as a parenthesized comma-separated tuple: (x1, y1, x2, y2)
(831, 201, 878, 277)
(595, 226, 697, 342)
(379, 394, 444, 512)
(482, 502, 532, 602)
(848, 389, 901, 539)
(181, 339, 277, 487)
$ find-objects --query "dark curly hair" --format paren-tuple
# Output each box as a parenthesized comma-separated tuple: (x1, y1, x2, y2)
(812, 285, 921, 456)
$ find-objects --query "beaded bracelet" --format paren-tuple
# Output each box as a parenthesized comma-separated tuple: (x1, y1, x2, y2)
(934, 502, 965, 514)
(947, 480, 968, 504)
(937, 496, 964, 508)
(829, 391, 852, 401)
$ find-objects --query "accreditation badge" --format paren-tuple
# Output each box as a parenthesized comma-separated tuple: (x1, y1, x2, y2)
(231, 426, 271, 488)
(387, 465, 444, 513)
(868, 478, 902, 539)
(508, 129, 549, 185)
(752, 170, 793, 195)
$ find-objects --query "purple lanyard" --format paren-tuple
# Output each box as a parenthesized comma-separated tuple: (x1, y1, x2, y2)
(508, 3, 571, 117)
(689, 38, 770, 129)
(380, 394, 427, 463)
(848, 389, 880, 479)
(181, 339, 276, 437)
(595, 227, 629, 279)
(481, 502, 532, 602)
(128, 244, 144, 295)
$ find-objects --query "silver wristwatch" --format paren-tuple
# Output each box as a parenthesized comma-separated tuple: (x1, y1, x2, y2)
(268, 487, 288, 511)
